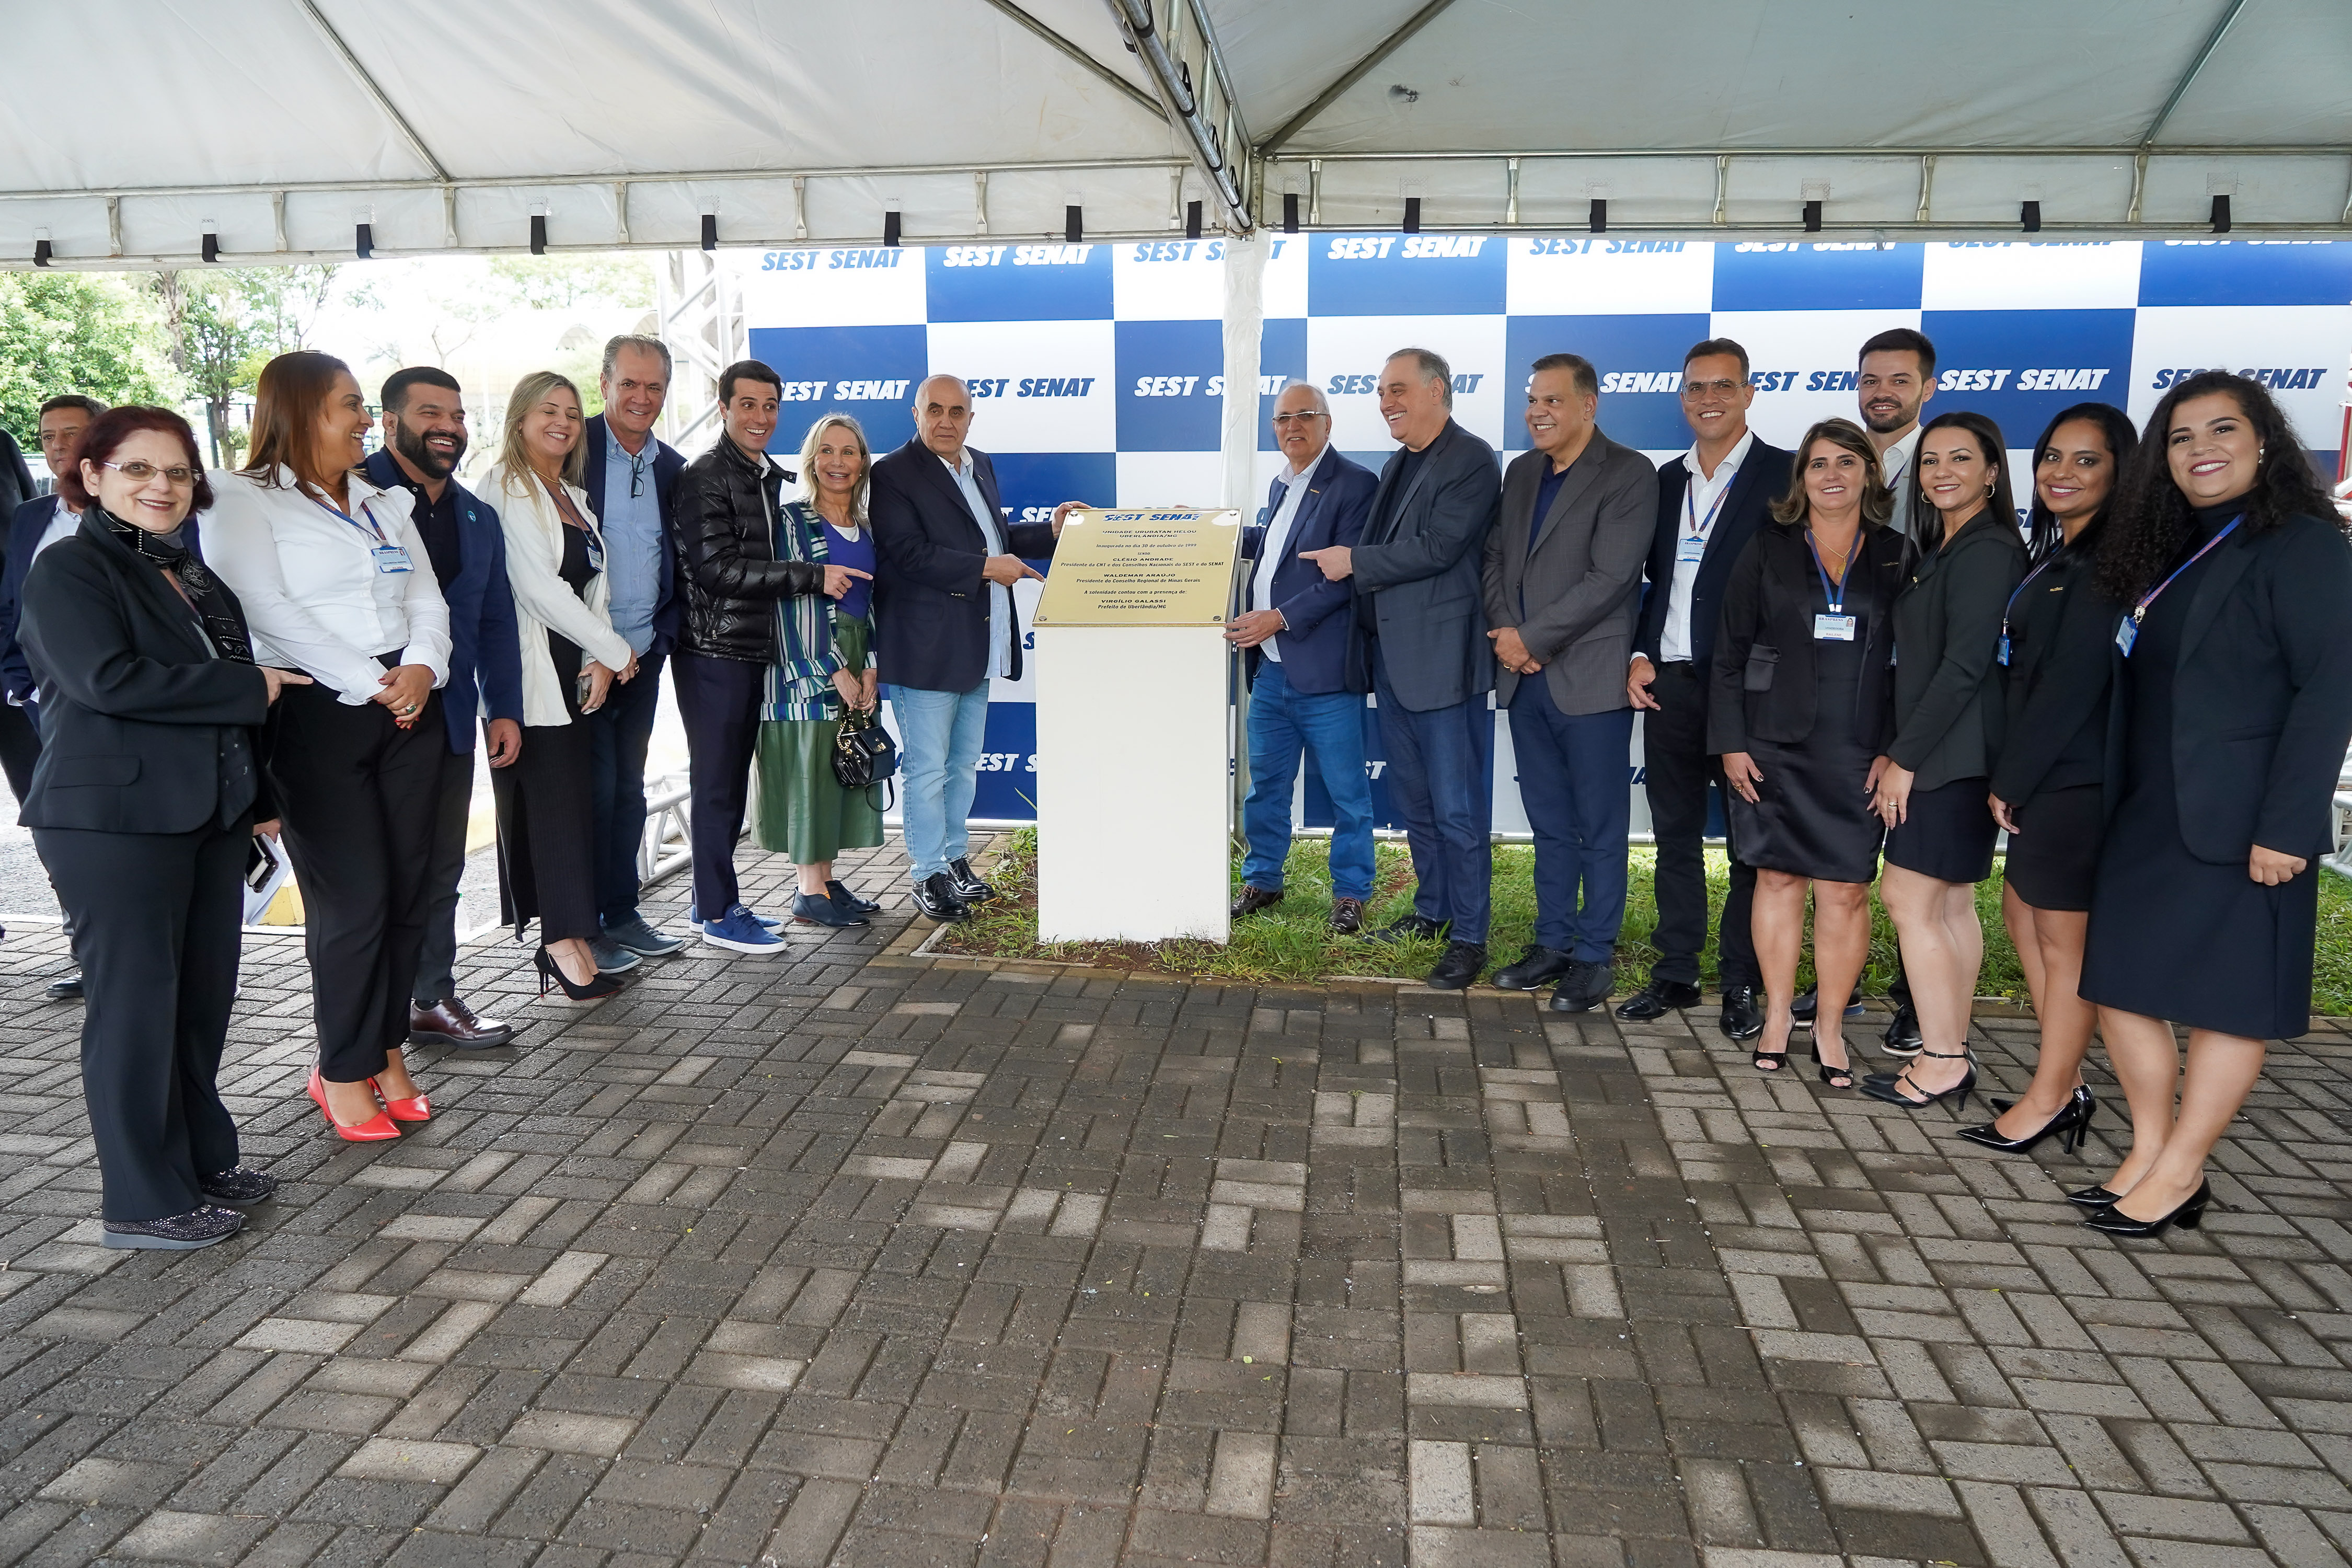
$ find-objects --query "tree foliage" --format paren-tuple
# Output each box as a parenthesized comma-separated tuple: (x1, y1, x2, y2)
(154, 265, 345, 465)
(0, 272, 177, 449)
(486, 255, 653, 311)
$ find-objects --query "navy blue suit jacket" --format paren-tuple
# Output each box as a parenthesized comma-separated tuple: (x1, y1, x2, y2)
(1634, 436, 1794, 681)
(870, 439, 1058, 693)
(579, 414, 686, 655)
(361, 452, 523, 754)
(0, 495, 66, 705)
(1241, 446, 1378, 696)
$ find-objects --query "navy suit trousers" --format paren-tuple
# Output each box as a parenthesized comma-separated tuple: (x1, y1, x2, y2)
(1373, 645, 1493, 945)
(1508, 678, 1634, 962)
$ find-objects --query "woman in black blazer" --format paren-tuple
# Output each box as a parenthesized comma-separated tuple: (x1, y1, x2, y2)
(1967, 404, 2138, 1159)
(2074, 372, 2352, 1237)
(1712, 419, 1909, 1087)
(18, 409, 308, 1250)
(1864, 411, 2026, 1115)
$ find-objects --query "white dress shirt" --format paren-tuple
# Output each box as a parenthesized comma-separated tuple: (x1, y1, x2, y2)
(1250, 452, 1319, 663)
(1880, 424, 1924, 537)
(940, 448, 1013, 680)
(202, 465, 453, 704)
(32, 498, 76, 562)
(1661, 430, 1754, 664)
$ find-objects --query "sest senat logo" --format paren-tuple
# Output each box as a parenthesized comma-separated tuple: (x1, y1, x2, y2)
(774, 378, 912, 402)
(938, 244, 1097, 267)
(2151, 365, 2332, 390)
(958, 376, 1101, 399)
(1325, 371, 1489, 396)
(1324, 235, 1491, 260)
(758, 248, 908, 271)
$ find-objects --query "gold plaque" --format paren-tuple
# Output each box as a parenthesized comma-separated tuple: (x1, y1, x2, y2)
(1031, 507, 1244, 627)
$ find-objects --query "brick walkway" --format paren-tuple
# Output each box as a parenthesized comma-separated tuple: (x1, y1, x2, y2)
(4, 837, 2351, 1568)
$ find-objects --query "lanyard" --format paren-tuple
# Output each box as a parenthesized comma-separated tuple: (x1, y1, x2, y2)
(1805, 529, 1850, 615)
(1684, 469, 1733, 541)
(2000, 554, 2058, 646)
(2132, 515, 2240, 628)
(310, 492, 387, 543)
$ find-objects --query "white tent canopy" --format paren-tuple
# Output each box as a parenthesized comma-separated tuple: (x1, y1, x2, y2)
(3, 0, 2348, 267)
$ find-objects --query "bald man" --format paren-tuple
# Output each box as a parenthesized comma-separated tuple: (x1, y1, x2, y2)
(869, 375, 1070, 922)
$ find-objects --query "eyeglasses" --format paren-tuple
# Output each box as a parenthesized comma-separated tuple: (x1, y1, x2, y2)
(1680, 379, 1743, 400)
(1270, 411, 1328, 425)
(101, 460, 200, 486)
(627, 447, 647, 499)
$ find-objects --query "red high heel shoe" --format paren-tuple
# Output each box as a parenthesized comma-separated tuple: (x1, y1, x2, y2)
(307, 1069, 400, 1141)
(371, 1078, 430, 1122)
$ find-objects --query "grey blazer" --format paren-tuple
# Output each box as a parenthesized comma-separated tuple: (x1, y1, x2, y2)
(1481, 431, 1657, 716)
(1349, 419, 1502, 713)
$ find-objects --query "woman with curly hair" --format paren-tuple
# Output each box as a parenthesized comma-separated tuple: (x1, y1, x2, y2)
(2074, 371, 2352, 1237)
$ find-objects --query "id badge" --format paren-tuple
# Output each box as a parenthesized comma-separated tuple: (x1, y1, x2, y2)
(2115, 617, 2138, 657)
(371, 543, 413, 574)
(1813, 613, 1855, 642)
(1675, 534, 1706, 564)
(1996, 633, 2010, 666)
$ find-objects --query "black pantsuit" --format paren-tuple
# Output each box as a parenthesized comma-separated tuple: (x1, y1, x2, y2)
(267, 678, 443, 1083)
(1642, 660, 1757, 989)
(412, 739, 475, 1005)
(38, 820, 248, 1219)
(672, 650, 764, 917)
(493, 630, 599, 943)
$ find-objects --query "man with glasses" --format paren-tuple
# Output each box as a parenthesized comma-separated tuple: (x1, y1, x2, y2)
(1228, 382, 1380, 933)
(0, 396, 106, 991)
(579, 335, 690, 967)
(1624, 339, 1790, 1038)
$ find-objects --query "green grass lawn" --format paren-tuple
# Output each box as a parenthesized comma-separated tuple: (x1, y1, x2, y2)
(939, 827, 2352, 1014)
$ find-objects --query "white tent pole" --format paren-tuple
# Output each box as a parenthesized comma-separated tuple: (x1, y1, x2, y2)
(1218, 229, 1265, 514)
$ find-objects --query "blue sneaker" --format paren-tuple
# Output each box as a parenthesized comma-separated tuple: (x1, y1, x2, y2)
(687, 902, 785, 930)
(700, 904, 788, 955)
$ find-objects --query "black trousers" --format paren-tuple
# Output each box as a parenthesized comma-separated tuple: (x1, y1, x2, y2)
(492, 710, 600, 944)
(671, 651, 764, 918)
(587, 648, 664, 926)
(412, 739, 475, 1006)
(1642, 661, 1759, 990)
(0, 701, 38, 805)
(36, 817, 248, 1221)
(267, 681, 442, 1083)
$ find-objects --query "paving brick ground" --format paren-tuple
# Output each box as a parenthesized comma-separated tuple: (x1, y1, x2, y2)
(4, 833, 2351, 1567)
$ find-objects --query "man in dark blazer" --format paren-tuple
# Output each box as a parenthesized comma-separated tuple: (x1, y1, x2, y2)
(579, 335, 691, 961)
(1482, 354, 1657, 1013)
(1300, 348, 1500, 989)
(1624, 338, 1791, 1039)
(1229, 383, 1381, 933)
(870, 374, 1068, 922)
(364, 368, 526, 1050)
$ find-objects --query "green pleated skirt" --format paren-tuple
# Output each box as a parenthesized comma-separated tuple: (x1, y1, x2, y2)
(753, 615, 886, 864)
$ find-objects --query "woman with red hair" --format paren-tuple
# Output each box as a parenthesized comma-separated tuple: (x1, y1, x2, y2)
(204, 351, 453, 1141)
(20, 407, 307, 1247)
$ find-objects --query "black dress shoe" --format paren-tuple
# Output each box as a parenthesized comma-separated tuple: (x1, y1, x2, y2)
(409, 997, 516, 1049)
(827, 880, 882, 916)
(2083, 1179, 2212, 1238)
(793, 891, 868, 928)
(948, 857, 995, 903)
(1491, 944, 1575, 990)
(2065, 1183, 2126, 1208)
(46, 973, 82, 1001)
(1328, 897, 1366, 935)
(1718, 984, 1764, 1042)
(1881, 1002, 1923, 1057)
(102, 1205, 243, 1250)
(1791, 988, 1865, 1027)
(1365, 913, 1446, 946)
(1614, 978, 1702, 1021)
(1424, 941, 1486, 990)
(199, 1166, 279, 1204)
(1232, 884, 1285, 919)
(913, 873, 970, 923)
(1549, 958, 1615, 1013)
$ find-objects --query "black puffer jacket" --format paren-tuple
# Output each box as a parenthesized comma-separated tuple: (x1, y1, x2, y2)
(673, 437, 825, 662)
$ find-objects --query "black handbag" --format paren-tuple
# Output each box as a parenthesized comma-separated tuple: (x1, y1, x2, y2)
(832, 707, 899, 792)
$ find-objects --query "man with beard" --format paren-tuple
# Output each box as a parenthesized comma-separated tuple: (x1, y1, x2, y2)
(363, 367, 526, 1050)
(1856, 327, 1936, 538)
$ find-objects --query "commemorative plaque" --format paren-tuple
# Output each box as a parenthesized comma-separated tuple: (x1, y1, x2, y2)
(1030, 507, 1243, 628)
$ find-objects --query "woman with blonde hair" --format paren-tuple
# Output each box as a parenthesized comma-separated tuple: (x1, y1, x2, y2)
(205, 351, 450, 1140)
(482, 371, 638, 1000)
(754, 413, 885, 927)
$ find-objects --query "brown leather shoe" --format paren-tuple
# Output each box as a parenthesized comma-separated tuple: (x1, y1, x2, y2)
(1231, 884, 1284, 918)
(1329, 897, 1366, 935)
(409, 996, 517, 1050)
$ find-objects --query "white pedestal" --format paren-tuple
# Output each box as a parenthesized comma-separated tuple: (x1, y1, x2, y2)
(1033, 625, 1232, 943)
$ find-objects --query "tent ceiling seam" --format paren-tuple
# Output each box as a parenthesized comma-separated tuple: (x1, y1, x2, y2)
(975, 0, 1168, 123)
(1257, 0, 1461, 158)
(2140, 0, 2251, 149)
(294, 0, 452, 185)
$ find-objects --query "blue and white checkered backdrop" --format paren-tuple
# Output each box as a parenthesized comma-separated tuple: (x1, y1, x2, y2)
(737, 237, 2352, 830)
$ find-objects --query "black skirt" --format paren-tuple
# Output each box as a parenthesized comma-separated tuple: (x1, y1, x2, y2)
(2002, 784, 2104, 912)
(1884, 776, 1999, 883)
(1726, 582, 1885, 886)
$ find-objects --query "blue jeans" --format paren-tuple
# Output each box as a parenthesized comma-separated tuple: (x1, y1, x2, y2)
(1373, 647, 1493, 945)
(1508, 678, 1634, 962)
(587, 649, 664, 925)
(1241, 660, 1375, 900)
(893, 681, 989, 882)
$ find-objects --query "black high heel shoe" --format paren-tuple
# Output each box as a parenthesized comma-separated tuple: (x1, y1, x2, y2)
(1809, 1040, 1853, 1089)
(1860, 1047, 1977, 1114)
(537, 947, 623, 1001)
(2083, 1179, 2212, 1238)
(1957, 1085, 2095, 1154)
(2065, 1184, 2125, 1208)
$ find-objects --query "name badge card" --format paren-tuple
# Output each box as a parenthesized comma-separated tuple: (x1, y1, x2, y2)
(1675, 534, 1706, 564)
(372, 543, 413, 574)
(1814, 613, 1855, 641)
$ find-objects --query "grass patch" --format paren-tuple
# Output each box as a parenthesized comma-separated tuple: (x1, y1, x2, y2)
(941, 826, 2352, 1013)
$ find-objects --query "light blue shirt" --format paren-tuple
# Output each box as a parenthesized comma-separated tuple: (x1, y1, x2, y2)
(942, 448, 1013, 681)
(601, 424, 665, 655)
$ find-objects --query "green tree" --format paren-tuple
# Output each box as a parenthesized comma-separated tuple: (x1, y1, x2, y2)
(487, 254, 653, 310)
(0, 272, 177, 451)
(153, 264, 344, 466)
